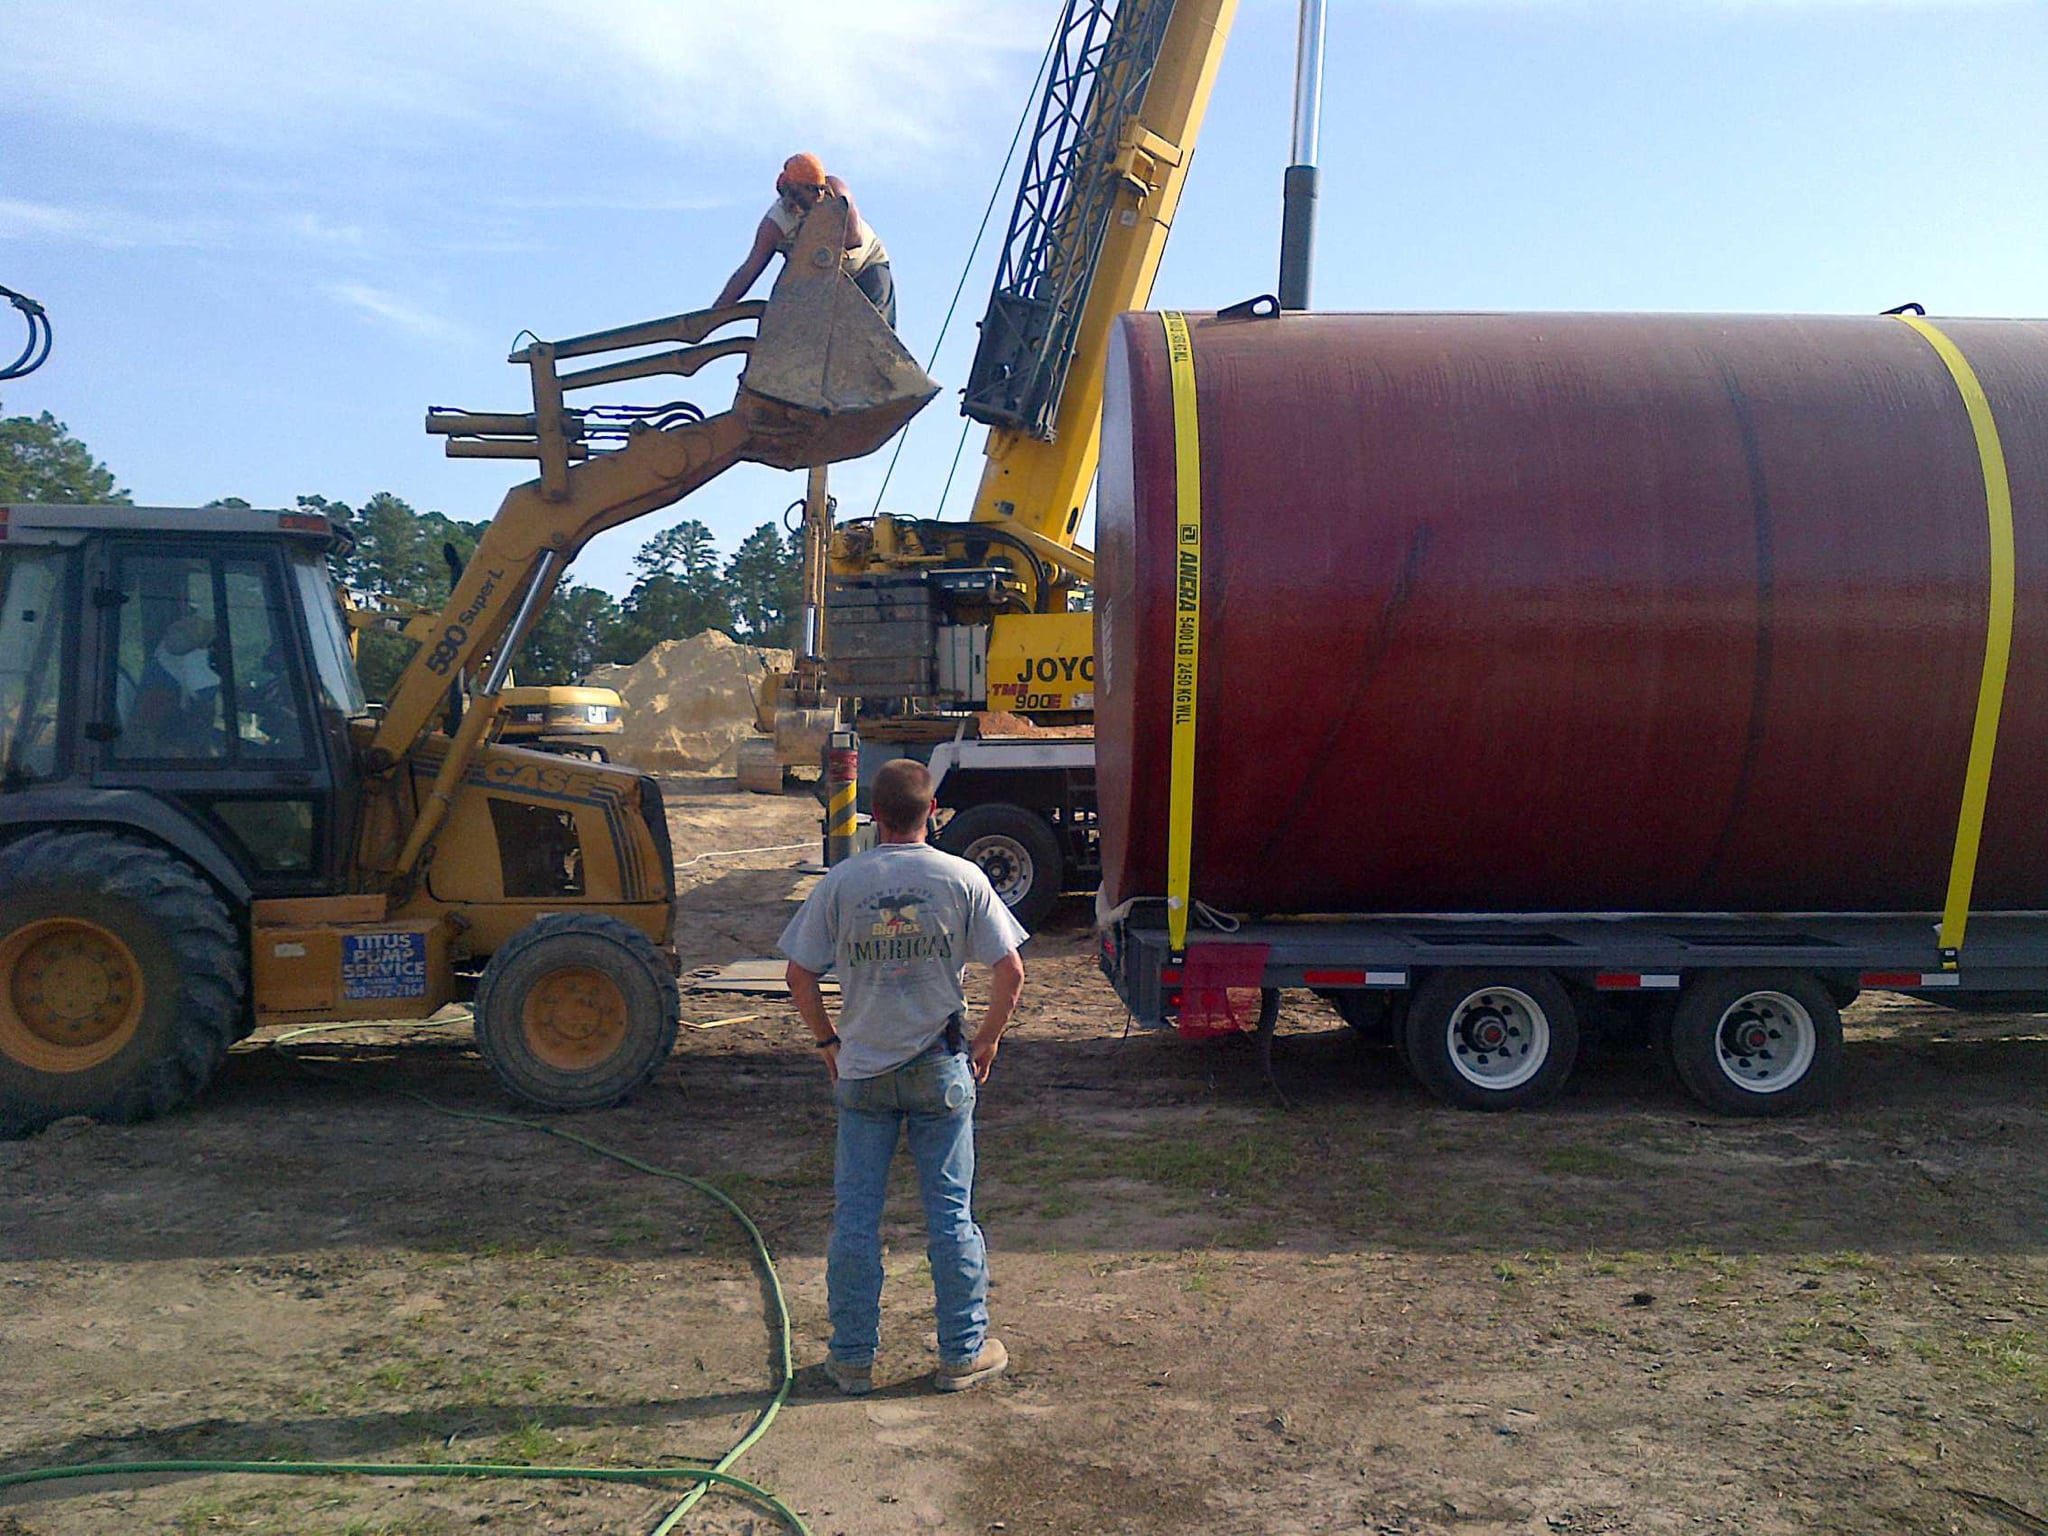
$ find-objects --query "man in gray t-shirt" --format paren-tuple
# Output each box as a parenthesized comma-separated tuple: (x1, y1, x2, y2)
(780, 758, 1027, 1396)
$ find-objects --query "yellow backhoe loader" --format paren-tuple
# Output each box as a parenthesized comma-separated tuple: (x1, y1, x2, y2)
(0, 197, 934, 1135)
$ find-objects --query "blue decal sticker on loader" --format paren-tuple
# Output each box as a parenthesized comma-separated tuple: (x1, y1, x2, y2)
(342, 932, 428, 1001)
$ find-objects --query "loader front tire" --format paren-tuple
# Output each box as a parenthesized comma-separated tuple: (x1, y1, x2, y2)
(474, 914, 679, 1110)
(0, 830, 244, 1138)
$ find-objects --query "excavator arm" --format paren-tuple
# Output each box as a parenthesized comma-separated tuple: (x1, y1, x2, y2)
(362, 195, 935, 878)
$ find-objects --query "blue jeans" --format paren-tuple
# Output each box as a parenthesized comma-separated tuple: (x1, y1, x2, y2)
(829, 1044, 987, 1367)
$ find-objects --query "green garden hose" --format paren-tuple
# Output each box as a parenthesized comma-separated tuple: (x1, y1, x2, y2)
(0, 1020, 809, 1536)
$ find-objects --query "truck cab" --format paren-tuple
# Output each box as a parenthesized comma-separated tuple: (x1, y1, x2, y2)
(0, 503, 367, 901)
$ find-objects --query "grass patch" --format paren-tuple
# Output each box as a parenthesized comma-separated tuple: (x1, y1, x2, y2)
(493, 1420, 579, 1465)
(601, 1216, 667, 1248)
(1961, 1329, 2048, 1395)
(1538, 1144, 1631, 1177)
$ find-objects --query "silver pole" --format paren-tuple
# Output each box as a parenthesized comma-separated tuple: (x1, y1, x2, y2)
(1290, 0, 1328, 166)
(1278, 0, 1329, 312)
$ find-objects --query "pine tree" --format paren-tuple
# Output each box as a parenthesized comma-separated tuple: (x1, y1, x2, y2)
(0, 402, 128, 503)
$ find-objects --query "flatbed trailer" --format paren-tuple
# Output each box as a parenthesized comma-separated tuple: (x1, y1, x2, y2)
(1100, 906, 2048, 1116)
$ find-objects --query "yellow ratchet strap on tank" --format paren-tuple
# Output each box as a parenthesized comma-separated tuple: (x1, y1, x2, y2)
(1896, 314, 2016, 967)
(1162, 311, 1202, 953)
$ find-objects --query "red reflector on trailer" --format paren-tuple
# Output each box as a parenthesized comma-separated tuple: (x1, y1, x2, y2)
(1595, 973, 1680, 991)
(1860, 971, 1918, 987)
(1160, 967, 1181, 984)
(1303, 969, 1366, 985)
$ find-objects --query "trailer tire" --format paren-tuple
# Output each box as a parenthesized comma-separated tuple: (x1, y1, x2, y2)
(0, 830, 244, 1138)
(936, 803, 1063, 931)
(1668, 971, 1841, 1116)
(1404, 969, 1578, 1111)
(474, 914, 679, 1111)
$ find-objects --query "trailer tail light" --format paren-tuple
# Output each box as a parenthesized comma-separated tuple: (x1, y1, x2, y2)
(1594, 973, 1681, 991)
(1860, 970, 1961, 988)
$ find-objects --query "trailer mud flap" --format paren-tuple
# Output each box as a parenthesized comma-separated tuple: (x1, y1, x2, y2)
(1175, 941, 1271, 1038)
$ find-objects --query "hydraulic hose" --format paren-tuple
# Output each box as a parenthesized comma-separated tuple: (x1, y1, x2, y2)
(0, 1020, 810, 1536)
(0, 286, 51, 381)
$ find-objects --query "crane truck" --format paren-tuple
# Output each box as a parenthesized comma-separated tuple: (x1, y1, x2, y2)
(749, 0, 1239, 930)
(0, 198, 935, 1136)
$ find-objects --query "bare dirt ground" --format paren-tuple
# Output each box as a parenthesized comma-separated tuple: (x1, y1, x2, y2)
(3, 774, 2045, 1535)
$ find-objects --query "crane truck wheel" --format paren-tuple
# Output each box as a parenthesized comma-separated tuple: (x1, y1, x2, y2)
(1403, 969, 1580, 1111)
(934, 803, 1063, 931)
(1666, 971, 1841, 1117)
(0, 829, 244, 1138)
(473, 914, 680, 1111)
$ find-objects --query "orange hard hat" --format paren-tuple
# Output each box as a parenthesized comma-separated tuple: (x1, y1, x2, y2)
(778, 152, 827, 192)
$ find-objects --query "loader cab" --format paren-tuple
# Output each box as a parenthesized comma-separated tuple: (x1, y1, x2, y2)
(0, 504, 367, 899)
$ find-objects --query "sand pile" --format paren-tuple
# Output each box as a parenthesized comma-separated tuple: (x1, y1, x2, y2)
(585, 631, 790, 773)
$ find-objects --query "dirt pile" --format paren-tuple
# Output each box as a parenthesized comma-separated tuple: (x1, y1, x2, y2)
(584, 630, 789, 772)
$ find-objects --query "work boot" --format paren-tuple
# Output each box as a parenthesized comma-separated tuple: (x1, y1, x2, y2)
(933, 1337, 1008, 1392)
(824, 1357, 873, 1397)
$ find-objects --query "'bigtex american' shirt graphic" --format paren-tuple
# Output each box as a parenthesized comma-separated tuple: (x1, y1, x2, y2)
(848, 890, 955, 968)
(776, 841, 1029, 1080)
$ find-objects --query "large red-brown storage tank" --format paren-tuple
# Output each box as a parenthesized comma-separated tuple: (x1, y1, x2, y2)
(1095, 310, 2048, 916)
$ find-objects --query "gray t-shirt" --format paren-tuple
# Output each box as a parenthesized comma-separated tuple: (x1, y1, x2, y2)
(778, 840, 1028, 1080)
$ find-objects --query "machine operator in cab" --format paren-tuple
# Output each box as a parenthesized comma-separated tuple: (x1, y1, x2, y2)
(714, 152, 896, 326)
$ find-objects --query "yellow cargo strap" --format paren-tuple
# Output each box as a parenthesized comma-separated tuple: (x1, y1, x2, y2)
(1897, 314, 2016, 966)
(1162, 311, 1202, 952)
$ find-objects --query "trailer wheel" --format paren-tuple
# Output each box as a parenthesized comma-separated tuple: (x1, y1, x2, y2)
(0, 830, 244, 1137)
(474, 914, 679, 1111)
(936, 803, 1063, 931)
(1668, 972, 1841, 1116)
(1404, 969, 1579, 1111)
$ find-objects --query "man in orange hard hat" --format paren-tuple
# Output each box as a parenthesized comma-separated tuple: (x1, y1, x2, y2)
(714, 152, 896, 326)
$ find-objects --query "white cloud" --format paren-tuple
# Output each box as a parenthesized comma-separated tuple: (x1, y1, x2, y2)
(286, 213, 369, 250)
(330, 282, 472, 347)
(0, 1, 1047, 159)
(0, 197, 221, 248)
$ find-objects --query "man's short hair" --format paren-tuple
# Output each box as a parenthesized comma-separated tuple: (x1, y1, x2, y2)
(871, 758, 934, 835)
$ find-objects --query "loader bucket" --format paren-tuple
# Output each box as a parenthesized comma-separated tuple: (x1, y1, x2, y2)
(737, 196, 939, 470)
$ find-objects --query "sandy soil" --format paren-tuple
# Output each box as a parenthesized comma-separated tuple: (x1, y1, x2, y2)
(2, 775, 2044, 1535)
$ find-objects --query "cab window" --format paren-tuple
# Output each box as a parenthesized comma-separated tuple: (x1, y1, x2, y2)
(291, 554, 369, 720)
(0, 546, 71, 784)
(110, 552, 309, 764)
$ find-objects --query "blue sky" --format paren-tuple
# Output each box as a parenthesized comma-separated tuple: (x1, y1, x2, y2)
(4, 0, 2041, 598)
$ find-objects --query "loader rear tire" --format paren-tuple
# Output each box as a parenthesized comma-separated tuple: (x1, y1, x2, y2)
(474, 914, 679, 1110)
(0, 830, 244, 1138)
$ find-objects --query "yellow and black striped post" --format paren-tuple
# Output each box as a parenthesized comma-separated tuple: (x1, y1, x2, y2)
(824, 729, 861, 867)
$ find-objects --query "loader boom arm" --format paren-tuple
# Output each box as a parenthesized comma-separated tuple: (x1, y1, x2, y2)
(361, 196, 935, 875)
